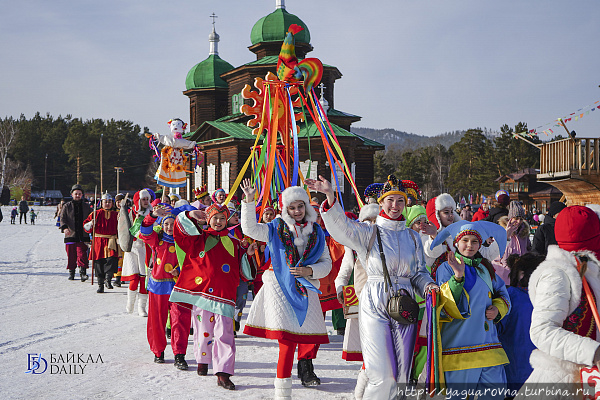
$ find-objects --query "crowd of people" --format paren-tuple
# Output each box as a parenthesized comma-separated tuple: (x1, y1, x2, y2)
(52, 178, 600, 399)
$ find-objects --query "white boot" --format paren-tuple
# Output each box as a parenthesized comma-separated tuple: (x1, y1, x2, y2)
(137, 293, 148, 317)
(354, 368, 368, 400)
(126, 289, 137, 314)
(274, 377, 292, 400)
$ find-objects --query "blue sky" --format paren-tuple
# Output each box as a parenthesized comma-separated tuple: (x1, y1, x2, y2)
(1, 0, 599, 138)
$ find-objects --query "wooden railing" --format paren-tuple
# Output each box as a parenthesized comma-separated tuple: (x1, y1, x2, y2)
(539, 137, 600, 176)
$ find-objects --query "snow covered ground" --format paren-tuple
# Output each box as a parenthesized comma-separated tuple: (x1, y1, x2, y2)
(0, 206, 358, 399)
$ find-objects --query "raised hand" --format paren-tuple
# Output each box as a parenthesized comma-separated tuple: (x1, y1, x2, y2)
(447, 251, 466, 279)
(189, 209, 207, 222)
(421, 221, 438, 238)
(241, 178, 257, 203)
(305, 175, 335, 205)
(505, 218, 520, 237)
(153, 205, 170, 218)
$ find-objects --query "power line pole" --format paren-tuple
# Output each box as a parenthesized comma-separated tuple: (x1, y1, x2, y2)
(77, 155, 80, 184)
(114, 167, 124, 193)
(44, 153, 48, 201)
(100, 134, 104, 194)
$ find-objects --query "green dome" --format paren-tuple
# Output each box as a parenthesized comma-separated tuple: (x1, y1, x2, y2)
(250, 8, 310, 45)
(185, 54, 234, 90)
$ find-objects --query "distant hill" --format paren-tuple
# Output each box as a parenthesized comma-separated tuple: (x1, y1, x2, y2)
(351, 127, 499, 152)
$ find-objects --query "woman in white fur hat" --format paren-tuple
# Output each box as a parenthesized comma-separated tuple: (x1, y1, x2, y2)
(240, 179, 332, 399)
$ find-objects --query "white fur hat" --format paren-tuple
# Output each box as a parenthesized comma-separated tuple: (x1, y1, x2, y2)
(431, 193, 461, 229)
(359, 204, 380, 222)
(279, 186, 318, 246)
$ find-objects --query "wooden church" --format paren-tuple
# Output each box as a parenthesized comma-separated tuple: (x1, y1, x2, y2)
(180, 1, 384, 208)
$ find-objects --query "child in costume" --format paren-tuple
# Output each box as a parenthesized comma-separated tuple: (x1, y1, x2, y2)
(334, 203, 380, 398)
(121, 189, 154, 316)
(29, 209, 37, 225)
(404, 204, 434, 384)
(11, 207, 17, 224)
(430, 220, 511, 399)
(423, 194, 500, 280)
(169, 204, 256, 391)
(308, 174, 437, 400)
(140, 204, 192, 370)
(83, 192, 119, 293)
(252, 204, 276, 296)
(191, 185, 211, 210)
(519, 205, 600, 398)
(229, 207, 250, 335)
(240, 179, 332, 398)
(211, 188, 227, 206)
(497, 252, 543, 394)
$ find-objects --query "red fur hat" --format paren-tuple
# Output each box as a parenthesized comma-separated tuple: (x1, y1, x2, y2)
(555, 205, 600, 259)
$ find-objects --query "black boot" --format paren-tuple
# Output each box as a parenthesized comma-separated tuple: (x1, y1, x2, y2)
(68, 269, 75, 281)
(105, 275, 113, 289)
(97, 276, 105, 293)
(197, 363, 208, 376)
(216, 372, 235, 390)
(80, 267, 88, 282)
(114, 275, 122, 287)
(174, 354, 188, 370)
(298, 359, 320, 387)
(154, 352, 164, 364)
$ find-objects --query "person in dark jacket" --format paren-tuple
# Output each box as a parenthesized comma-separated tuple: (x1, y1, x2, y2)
(485, 194, 510, 224)
(60, 184, 93, 281)
(18, 196, 29, 224)
(531, 201, 566, 256)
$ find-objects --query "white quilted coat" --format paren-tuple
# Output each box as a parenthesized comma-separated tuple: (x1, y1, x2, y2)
(520, 245, 600, 394)
(240, 202, 331, 338)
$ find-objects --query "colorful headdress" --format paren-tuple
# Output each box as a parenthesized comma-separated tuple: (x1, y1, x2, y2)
(206, 204, 230, 222)
(194, 185, 208, 199)
(402, 180, 422, 203)
(364, 183, 383, 200)
(430, 220, 508, 258)
(495, 190, 509, 201)
(211, 188, 227, 204)
(405, 205, 427, 228)
(169, 193, 181, 201)
(377, 175, 408, 204)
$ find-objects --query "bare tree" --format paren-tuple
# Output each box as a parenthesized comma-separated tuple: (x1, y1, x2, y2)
(0, 118, 18, 188)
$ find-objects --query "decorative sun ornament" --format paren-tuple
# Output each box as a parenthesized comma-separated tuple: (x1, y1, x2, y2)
(240, 72, 304, 136)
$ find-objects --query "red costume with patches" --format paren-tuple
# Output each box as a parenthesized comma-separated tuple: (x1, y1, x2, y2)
(139, 214, 191, 360)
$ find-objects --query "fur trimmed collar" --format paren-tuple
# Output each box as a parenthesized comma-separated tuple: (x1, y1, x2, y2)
(279, 186, 317, 246)
(529, 245, 600, 314)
